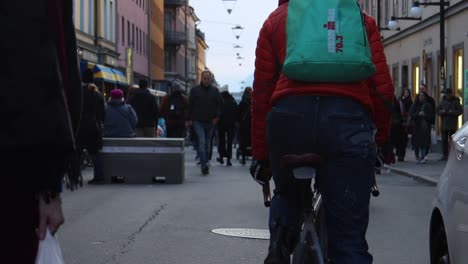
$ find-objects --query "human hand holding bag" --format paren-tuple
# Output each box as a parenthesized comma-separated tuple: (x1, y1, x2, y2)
(35, 228, 65, 264)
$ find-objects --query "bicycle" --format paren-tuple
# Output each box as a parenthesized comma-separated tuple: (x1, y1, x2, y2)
(281, 153, 328, 264)
(261, 152, 379, 263)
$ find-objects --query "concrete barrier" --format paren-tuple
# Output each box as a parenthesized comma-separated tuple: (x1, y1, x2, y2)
(99, 138, 185, 184)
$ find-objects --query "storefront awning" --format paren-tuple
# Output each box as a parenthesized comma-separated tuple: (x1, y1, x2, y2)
(79, 61, 128, 86)
(112, 69, 128, 86)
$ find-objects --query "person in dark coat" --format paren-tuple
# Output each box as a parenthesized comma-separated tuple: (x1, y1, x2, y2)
(216, 88, 238, 166)
(1, 1, 82, 263)
(188, 70, 223, 175)
(237, 87, 252, 165)
(436, 88, 463, 160)
(393, 88, 413, 161)
(127, 79, 159, 137)
(77, 69, 105, 181)
(420, 84, 436, 127)
(409, 92, 434, 163)
(159, 83, 190, 138)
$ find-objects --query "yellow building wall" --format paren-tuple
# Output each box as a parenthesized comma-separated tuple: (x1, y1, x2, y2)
(150, 0, 165, 81)
(197, 38, 207, 84)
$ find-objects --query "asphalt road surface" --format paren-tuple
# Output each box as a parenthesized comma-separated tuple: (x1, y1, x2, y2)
(59, 151, 435, 264)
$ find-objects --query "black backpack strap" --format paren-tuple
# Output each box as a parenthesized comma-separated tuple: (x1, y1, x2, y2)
(373, 86, 393, 113)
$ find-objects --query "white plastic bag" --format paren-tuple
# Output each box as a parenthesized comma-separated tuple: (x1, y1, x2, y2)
(431, 130, 438, 145)
(35, 228, 65, 264)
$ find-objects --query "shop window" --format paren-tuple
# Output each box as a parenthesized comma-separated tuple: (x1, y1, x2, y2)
(454, 47, 464, 128)
(412, 61, 420, 97)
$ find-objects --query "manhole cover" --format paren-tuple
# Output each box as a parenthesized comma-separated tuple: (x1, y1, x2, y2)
(211, 228, 270, 240)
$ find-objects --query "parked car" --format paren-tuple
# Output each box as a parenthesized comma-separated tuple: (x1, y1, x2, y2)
(430, 121, 468, 264)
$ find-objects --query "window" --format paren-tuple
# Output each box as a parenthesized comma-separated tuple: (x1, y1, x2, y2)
(80, 0, 84, 31)
(135, 27, 139, 51)
(127, 21, 130, 45)
(393, 0, 398, 17)
(143, 32, 146, 56)
(88, 0, 93, 34)
(132, 24, 135, 48)
(384, 0, 390, 26)
(110, 1, 114, 42)
(139, 30, 142, 53)
(121, 17, 125, 45)
(104, 0, 108, 39)
(402, 0, 408, 16)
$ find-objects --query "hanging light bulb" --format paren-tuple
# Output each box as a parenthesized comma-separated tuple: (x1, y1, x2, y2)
(222, 0, 237, 14)
(233, 44, 242, 57)
(232, 25, 244, 40)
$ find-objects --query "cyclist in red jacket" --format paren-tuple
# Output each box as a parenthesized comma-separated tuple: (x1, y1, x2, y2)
(250, 1, 394, 263)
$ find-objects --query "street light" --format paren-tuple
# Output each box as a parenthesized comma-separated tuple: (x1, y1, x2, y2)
(410, 0, 450, 93)
(387, 16, 422, 30)
(222, 0, 237, 14)
(232, 25, 244, 40)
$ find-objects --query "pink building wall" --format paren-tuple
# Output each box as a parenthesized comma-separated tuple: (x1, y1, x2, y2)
(117, 0, 149, 81)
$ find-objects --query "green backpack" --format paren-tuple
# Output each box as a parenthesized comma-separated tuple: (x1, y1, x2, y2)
(282, 0, 376, 83)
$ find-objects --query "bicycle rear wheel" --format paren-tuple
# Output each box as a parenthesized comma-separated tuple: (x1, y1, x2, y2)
(314, 193, 328, 261)
(292, 237, 314, 264)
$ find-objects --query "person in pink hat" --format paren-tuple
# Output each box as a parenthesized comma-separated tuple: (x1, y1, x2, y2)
(103, 89, 138, 138)
(88, 89, 138, 184)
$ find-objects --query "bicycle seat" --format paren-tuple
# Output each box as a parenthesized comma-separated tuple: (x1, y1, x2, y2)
(281, 153, 323, 180)
(281, 153, 322, 168)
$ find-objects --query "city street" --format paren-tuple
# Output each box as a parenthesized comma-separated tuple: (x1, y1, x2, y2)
(59, 150, 436, 264)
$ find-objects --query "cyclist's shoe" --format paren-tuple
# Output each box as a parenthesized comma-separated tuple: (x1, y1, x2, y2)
(264, 225, 290, 264)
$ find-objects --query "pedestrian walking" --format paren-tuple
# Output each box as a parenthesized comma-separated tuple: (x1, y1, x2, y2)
(77, 69, 105, 181)
(250, 0, 394, 263)
(409, 92, 435, 163)
(216, 86, 238, 166)
(159, 83, 189, 138)
(2, 1, 83, 263)
(420, 84, 436, 127)
(436, 88, 463, 160)
(237, 87, 253, 165)
(395, 88, 413, 161)
(188, 70, 223, 175)
(127, 79, 159, 137)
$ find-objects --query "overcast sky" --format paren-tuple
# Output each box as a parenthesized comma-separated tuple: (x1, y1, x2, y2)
(190, 0, 277, 92)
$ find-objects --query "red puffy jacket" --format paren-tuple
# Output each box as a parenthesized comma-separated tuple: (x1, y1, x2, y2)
(252, 3, 395, 160)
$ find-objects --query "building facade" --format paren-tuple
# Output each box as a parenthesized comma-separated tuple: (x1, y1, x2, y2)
(164, 0, 188, 91)
(116, 0, 150, 85)
(196, 29, 208, 84)
(150, 0, 165, 88)
(74, 0, 127, 98)
(186, 6, 199, 91)
(365, 0, 468, 129)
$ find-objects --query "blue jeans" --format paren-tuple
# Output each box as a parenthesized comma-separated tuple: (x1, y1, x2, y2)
(267, 96, 376, 264)
(192, 121, 215, 168)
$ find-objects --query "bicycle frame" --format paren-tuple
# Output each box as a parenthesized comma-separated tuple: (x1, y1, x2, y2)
(292, 174, 327, 264)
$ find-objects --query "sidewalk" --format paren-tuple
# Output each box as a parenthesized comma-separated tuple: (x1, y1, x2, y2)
(384, 150, 447, 186)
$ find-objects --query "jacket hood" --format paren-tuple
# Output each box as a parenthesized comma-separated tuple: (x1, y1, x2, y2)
(279, 0, 288, 5)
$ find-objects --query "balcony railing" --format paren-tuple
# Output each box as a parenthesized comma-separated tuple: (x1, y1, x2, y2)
(165, 31, 186, 46)
(165, 0, 187, 7)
